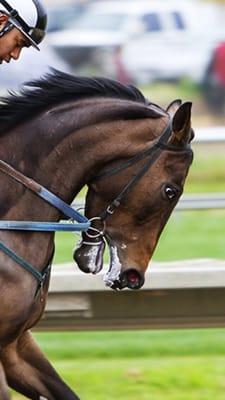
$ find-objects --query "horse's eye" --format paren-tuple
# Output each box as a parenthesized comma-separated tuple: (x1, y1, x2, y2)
(164, 185, 177, 201)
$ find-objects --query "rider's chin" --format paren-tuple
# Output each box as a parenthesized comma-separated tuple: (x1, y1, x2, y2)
(4, 58, 10, 64)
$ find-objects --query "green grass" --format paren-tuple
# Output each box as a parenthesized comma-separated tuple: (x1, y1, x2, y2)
(141, 80, 200, 108)
(153, 210, 225, 261)
(18, 357, 225, 400)
(185, 146, 224, 193)
(33, 330, 225, 359)
(12, 330, 225, 399)
(54, 209, 225, 264)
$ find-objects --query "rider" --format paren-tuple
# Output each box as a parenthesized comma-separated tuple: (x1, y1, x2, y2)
(0, 0, 47, 65)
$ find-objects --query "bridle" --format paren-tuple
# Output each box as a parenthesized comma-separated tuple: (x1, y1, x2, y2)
(84, 115, 192, 241)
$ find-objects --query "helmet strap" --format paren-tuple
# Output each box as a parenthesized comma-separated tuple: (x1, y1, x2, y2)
(0, 20, 14, 38)
(0, 5, 19, 39)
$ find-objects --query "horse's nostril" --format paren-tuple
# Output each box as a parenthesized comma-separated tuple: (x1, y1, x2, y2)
(121, 269, 145, 290)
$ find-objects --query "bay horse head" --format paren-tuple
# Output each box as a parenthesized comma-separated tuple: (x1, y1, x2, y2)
(74, 100, 194, 290)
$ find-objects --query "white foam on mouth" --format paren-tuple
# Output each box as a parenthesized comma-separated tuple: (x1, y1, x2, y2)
(104, 245, 121, 287)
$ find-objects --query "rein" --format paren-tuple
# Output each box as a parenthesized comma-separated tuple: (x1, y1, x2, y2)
(0, 160, 90, 289)
(0, 160, 90, 231)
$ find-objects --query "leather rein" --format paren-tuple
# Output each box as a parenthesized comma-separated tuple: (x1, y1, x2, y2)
(0, 160, 90, 290)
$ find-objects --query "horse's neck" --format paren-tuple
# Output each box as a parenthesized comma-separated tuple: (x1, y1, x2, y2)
(39, 117, 160, 205)
(0, 106, 163, 275)
(1, 104, 163, 217)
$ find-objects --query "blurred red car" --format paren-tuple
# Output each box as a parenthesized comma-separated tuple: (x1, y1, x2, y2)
(202, 41, 225, 113)
(213, 42, 225, 87)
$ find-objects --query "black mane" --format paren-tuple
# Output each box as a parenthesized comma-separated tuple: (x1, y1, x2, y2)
(0, 69, 150, 134)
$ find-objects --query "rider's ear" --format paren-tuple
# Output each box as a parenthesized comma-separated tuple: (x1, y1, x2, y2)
(0, 14, 9, 29)
(169, 102, 192, 145)
(166, 99, 182, 115)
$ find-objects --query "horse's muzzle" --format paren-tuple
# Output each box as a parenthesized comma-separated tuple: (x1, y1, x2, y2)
(111, 269, 145, 290)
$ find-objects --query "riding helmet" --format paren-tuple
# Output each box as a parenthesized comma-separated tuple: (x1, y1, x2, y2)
(0, 0, 47, 50)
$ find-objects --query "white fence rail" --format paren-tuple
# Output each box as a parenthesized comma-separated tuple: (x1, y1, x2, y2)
(36, 259, 225, 331)
(194, 126, 225, 143)
(176, 193, 225, 210)
(72, 193, 225, 213)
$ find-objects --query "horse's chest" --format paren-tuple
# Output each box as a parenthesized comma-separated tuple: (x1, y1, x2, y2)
(25, 284, 49, 330)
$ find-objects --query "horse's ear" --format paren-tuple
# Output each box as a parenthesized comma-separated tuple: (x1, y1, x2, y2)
(166, 99, 182, 115)
(169, 102, 193, 144)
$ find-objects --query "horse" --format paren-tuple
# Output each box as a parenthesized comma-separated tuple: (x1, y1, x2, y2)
(0, 69, 194, 399)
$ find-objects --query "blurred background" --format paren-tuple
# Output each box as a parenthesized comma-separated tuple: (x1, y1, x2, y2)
(9, 1, 225, 399)
(2, 0, 225, 120)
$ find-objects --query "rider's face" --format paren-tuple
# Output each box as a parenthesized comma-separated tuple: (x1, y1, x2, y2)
(0, 15, 30, 64)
